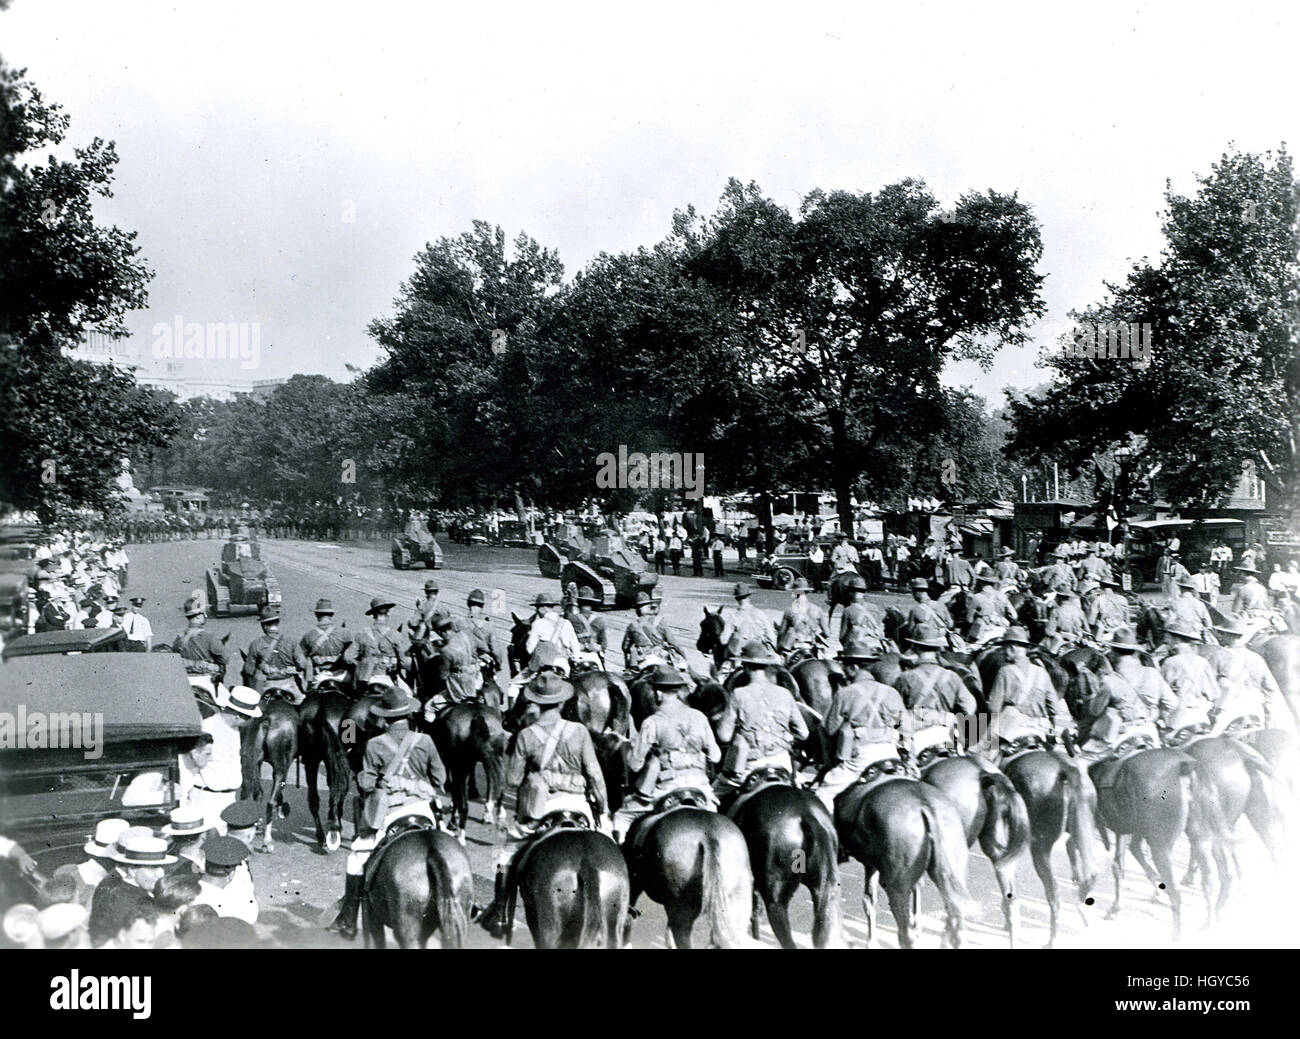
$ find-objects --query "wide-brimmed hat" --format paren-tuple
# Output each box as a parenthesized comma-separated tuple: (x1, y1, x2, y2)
(162, 806, 208, 838)
(648, 665, 690, 689)
(258, 604, 281, 625)
(1233, 562, 1260, 575)
(366, 674, 394, 691)
(1107, 626, 1144, 652)
(790, 576, 812, 593)
(634, 590, 658, 608)
(524, 672, 575, 706)
(737, 641, 781, 666)
(532, 592, 559, 608)
(1164, 619, 1202, 641)
(183, 598, 204, 618)
(975, 573, 999, 587)
(365, 597, 396, 616)
(467, 589, 486, 607)
(203, 836, 250, 870)
(1213, 614, 1248, 639)
(1000, 626, 1035, 647)
(129, 595, 146, 605)
(905, 623, 947, 650)
(576, 586, 600, 605)
(1176, 577, 1198, 589)
(838, 637, 881, 662)
(221, 685, 264, 718)
(732, 582, 752, 599)
(423, 578, 439, 593)
(372, 685, 419, 718)
(312, 598, 335, 614)
(909, 577, 929, 591)
(998, 546, 1016, 557)
(83, 818, 131, 859)
(111, 834, 177, 867)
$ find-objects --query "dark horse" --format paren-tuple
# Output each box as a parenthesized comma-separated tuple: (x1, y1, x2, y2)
(505, 817, 631, 948)
(726, 767, 842, 948)
(697, 607, 728, 669)
(360, 825, 473, 948)
(430, 702, 509, 836)
(921, 755, 1031, 946)
(238, 685, 300, 854)
(833, 773, 970, 948)
(623, 794, 754, 948)
(301, 687, 385, 850)
(826, 571, 859, 625)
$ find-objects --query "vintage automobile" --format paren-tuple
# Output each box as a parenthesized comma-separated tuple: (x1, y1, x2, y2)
(391, 515, 444, 569)
(753, 541, 832, 590)
(558, 530, 658, 609)
(205, 532, 282, 616)
(0, 572, 29, 641)
(0, 654, 204, 896)
(3, 627, 126, 660)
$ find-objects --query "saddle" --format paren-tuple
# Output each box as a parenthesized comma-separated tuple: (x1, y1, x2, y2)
(999, 733, 1050, 761)
(725, 766, 794, 820)
(916, 743, 960, 769)
(652, 787, 714, 813)
(856, 757, 918, 790)
(362, 814, 438, 890)
(1165, 721, 1211, 748)
(1092, 733, 1158, 793)
(1219, 714, 1264, 738)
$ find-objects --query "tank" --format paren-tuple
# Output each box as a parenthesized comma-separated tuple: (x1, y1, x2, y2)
(558, 530, 657, 609)
(205, 532, 281, 617)
(392, 516, 444, 570)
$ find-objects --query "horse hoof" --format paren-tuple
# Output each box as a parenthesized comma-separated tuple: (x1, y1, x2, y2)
(278, 804, 291, 819)
(325, 832, 342, 853)
(457, 830, 467, 847)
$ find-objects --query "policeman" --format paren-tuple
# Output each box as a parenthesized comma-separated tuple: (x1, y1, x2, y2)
(714, 642, 809, 794)
(173, 597, 229, 693)
(346, 597, 410, 685)
(615, 666, 720, 837)
(776, 576, 830, 658)
(121, 595, 152, 652)
(328, 685, 447, 940)
(242, 605, 309, 704)
(298, 598, 353, 687)
(813, 637, 906, 810)
(719, 583, 778, 661)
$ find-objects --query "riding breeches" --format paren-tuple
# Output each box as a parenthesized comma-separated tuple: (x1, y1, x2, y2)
(813, 743, 898, 810)
(345, 801, 438, 876)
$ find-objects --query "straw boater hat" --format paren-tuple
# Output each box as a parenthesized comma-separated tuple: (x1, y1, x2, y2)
(372, 685, 419, 718)
(83, 818, 131, 859)
(999, 625, 1036, 647)
(365, 596, 396, 616)
(111, 833, 177, 867)
(162, 806, 208, 839)
(1107, 626, 1144, 652)
(37, 903, 88, 944)
(313, 598, 335, 614)
(524, 672, 575, 706)
(737, 641, 781, 666)
(221, 685, 264, 719)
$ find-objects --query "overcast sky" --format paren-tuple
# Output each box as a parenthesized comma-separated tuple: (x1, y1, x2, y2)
(5, 0, 1296, 402)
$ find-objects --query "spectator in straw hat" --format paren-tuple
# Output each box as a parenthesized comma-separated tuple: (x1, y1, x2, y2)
(162, 806, 209, 878)
(88, 833, 175, 946)
(194, 686, 262, 834)
(37, 903, 90, 950)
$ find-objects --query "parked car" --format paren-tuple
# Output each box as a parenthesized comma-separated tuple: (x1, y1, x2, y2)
(3, 627, 126, 660)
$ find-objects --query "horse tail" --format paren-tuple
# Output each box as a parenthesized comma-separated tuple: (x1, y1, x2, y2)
(1232, 739, 1278, 781)
(575, 851, 605, 949)
(699, 833, 740, 948)
(319, 701, 352, 789)
(918, 797, 969, 916)
(978, 770, 1030, 863)
(1059, 760, 1101, 882)
(427, 837, 468, 949)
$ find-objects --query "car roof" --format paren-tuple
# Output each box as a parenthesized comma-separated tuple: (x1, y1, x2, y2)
(3, 628, 127, 658)
(0, 652, 202, 742)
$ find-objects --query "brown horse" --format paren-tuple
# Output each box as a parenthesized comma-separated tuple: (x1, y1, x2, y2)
(360, 825, 473, 949)
(697, 608, 728, 669)
(833, 774, 970, 949)
(922, 755, 1031, 946)
(297, 683, 374, 851)
(430, 701, 509, 837)
(513, 822, 631, 948)
(623, 796, 754, 948)
(726, 767, 843, 948)
(238, 686, 300, 853)
(1001, 746, 1102, 947)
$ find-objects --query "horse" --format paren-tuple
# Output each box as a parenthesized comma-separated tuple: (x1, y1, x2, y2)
(697, 607, 728, 669)
(921, 755, 1031, 946)
(296, 683, 377, 851)
(430, 701, 509, 837)
(238, 685, 301, 853)
(1258, 634, 1300, 730)
(1007, 589, 1053, 643)
(360, 825, 473, 948)
(623, 795, 754, 948)
(725, 767, 843, 948)
(511, 820, 631, 948)
(507, 613, 531, 677)
(833, 772, 970, 949)
(826, 571, 858, 625)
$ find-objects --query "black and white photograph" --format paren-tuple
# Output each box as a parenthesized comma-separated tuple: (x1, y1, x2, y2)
(0, 0, 1296, 998)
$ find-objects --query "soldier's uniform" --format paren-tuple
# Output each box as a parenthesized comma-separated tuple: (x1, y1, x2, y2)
(814, 674, 907, 809)
(464, 611, 507, 690)
(721, 599, 778, 658)
(894, 660, 978, 731)
(714, 658, 808, 792)
(1231, 576, 1271, 617)
(1088, 585, 1130, 639)
(904, 595, 954, 632)
(508, 710, 608, 824)
(174, 627, 229, 683)
(622, 611, 682, 670)
(994, 559, 1021, 583)
(965, 584, 1016, 640)
(347, 617, 408, 684)
(570, 610, 608, 667)
(1160, 647, 1219, 729)
(1041, 556, 1076, 594)
(1163, 591, 1216, 643)
(839, 598, 886, 646)
(299, 621, 353, 682)
(1109, 650, 1178, 730)
(242, 629, 308, 697)
(986, 655, 1068, 748)
(435, 624, 482, 704)
(776, 598, 830, 654)
(1212, 620, 1283, 731)
(1077, 553, 1113, 585)
(942, 555, 974, 590)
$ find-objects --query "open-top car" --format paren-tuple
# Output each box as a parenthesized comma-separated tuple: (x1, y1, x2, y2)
(753, 541, 833, 590)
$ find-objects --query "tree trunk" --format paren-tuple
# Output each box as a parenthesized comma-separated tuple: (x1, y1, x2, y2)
(831, 412, 854, 538)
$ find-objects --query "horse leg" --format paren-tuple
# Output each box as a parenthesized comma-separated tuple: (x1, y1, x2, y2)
(861, 870, 879, 949)
(304, 749, 325, 846)
(888, 884, 915, 949)
(764, 880, 799, 950)
(1149, 839, 1183, 942)
(666, 904, 694, 949)
(1106, 834, 1126, 920)
(1127, 839, 1166, 901)
(991, 858, 1018, 949)
(749, 890, 763, 941)
(1030, 838, 1060, 948)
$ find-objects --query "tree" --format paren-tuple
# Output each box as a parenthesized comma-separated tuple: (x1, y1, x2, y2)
(682, 179, 1047, 532)
(1006, 147, 1300, 519)
(0, 58, 175, 522)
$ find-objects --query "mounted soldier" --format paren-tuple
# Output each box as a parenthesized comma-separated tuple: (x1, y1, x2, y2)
(993, 546, 1021, 584)
(525, 592, 582, 674)
(464, 589, 506, 706)
(327, 684, 448, 940)
(1040, 546, 1076, 594)
(1076, 544, 1113, 587)
(1230, 561, 1278, 628)
(1087, 576, 1129, 642)
(1158, 620, 1218, 742)
(1164, 576, 1218, 645)
(812, 636, 906, 810)
(622, 589, 686, 672)
(173, 597, 230, 701)
(982, 626, 1070, 764)
(838, 574, 887, 652)
(298, 598, 353, 689)
(569, 586, 608, 671)
(903, 577, 958, 649)
(1041, 589, 1088, 654)
(1105, 626, 1178, 731)
(719, 583, 778, 664)
(776, 576, 830, 662)
(614, 665, 721, 838)
(713, 642, 809, 796)
(346, 597, 411, 687)
(241, 605, 309, 705)
(408, 579, 453, 670)
(430, 614, 481, 709)
(893, 623, 978, 755)
(1209, 614, 1283, 735)
(964, 573, 1017, 646)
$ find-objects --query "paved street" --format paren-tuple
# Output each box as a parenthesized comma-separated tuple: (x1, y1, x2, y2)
(123, 536, 1300, 949)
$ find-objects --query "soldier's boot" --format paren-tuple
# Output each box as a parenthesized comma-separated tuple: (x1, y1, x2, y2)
(473, 865, 510, 937)
(327, 874, 364, 940)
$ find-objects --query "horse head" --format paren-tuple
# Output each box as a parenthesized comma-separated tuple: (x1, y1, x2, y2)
(1061, 659, 1109, 728)
(696, 607, 726, 655)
